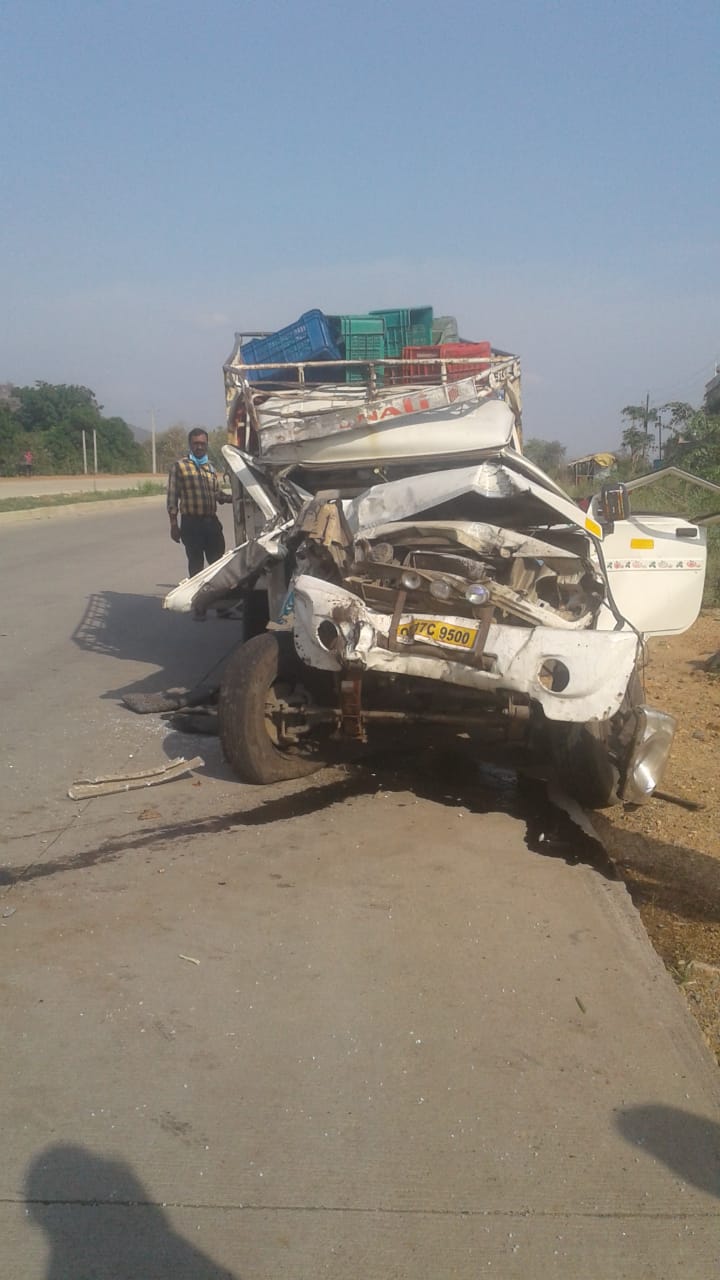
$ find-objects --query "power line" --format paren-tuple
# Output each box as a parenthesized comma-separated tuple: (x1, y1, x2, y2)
(649, 358, 718, 403)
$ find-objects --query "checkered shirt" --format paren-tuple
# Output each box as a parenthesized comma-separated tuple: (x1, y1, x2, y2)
(167, 457, 221, 518)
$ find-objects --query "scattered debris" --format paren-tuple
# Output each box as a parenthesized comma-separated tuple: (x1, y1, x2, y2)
(2, 907, 17, 919)
(178, 954, 200, 965)
(575, 996, 587, 1014)
(687, 959, 720, 978)
(161, 709, 219, 736)
(652, 789, 705, 812)
(122, 684, 219, 715)
(68, 756, 204, 799)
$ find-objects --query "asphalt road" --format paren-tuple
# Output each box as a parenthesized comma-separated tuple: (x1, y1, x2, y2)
(1, 501, 720, 1279)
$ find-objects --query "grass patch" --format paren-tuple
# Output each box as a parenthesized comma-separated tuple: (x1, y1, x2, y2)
(0, 481, 165, 514)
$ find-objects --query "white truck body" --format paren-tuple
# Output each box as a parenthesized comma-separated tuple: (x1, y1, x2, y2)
(164, 340, 707, 805)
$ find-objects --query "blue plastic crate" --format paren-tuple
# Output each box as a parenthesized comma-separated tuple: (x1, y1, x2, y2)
(239, 310, 341, 383)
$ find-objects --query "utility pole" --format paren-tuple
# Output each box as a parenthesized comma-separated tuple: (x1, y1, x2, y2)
(151, 409, 157, 475)
(643, 392, 650, 447)
(92, 428, 98, 474)
(81, 430, 88, 474)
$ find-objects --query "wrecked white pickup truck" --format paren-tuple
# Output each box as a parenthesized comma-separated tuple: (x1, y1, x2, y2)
(165, 341, 707, 807)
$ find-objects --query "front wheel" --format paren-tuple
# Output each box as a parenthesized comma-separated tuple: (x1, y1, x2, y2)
(549, 721, 620, 809)
(547, 669, 644, 809)
(219, 632, 325, 784)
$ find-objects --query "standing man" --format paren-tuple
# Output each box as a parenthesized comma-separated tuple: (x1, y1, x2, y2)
(167, 429, 231, 577)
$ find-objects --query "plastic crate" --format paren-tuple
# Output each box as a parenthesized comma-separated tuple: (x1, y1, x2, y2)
(328, 315, 386, 381)
(407, 306, 434, 346)
(400, 341, 492, 384)
(432, 315, 459, 344)
(239, 309, 341, 383)
(370, 306, 434, 358)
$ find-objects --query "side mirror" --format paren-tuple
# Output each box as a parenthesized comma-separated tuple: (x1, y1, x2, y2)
(597, 482, 630, 526)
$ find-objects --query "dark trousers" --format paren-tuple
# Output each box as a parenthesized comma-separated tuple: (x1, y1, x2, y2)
(180, 514, 226, 577)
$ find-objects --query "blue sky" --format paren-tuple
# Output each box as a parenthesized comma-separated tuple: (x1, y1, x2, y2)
(1, 0, 718, 455)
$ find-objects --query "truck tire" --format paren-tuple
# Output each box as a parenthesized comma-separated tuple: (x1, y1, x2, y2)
(549, 721, 620, 809)
(549, 669, 644, 809)
(219, 632, 323, 784)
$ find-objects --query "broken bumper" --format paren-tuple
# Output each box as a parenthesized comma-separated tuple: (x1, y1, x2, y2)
(292, 575, 640, 724)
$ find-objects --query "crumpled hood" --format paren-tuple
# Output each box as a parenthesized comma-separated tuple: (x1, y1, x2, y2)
(342, 460, 600, 540)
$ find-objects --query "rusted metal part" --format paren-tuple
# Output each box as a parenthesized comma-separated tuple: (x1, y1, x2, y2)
(388, 588, 408, 653)
(472, 604, 494, 657)
(339, 674, 365, 740)
(269, 697, 336, 745)
(360, 710, 513, 730)
(503, 698, 531, 742)
(652, 789, 705, 811)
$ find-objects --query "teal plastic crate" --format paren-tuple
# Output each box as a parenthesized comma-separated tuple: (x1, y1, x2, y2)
(408, 306, 434, 346)
(370, 306, 433, 358)
(328, 315, 386, 382)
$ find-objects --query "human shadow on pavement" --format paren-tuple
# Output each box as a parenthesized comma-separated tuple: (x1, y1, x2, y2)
(616, 1105, 720, 1198)
(25, 1144, 240, 1279)
(72, 591, 241, 698)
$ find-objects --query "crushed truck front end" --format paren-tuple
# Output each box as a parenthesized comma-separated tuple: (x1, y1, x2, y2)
(164, 331, 706, 807)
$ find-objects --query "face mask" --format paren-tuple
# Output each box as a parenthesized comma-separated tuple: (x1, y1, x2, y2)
(189, 451, 209, 466)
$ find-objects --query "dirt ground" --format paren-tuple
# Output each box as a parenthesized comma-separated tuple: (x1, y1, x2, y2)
(590, 609, 720, 1063)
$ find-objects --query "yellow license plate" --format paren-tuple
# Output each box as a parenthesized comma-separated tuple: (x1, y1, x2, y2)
(397, 618, 478, 650)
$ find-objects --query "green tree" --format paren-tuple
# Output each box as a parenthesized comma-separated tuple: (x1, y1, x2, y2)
(0, 399, 22, 475)
(15, 382, 100, 435)
(523, 438, 567, 474)
(621, 402, 658, 434)
(659, 401, 695, 430)
(96, 417, 145, 473)
(620, 403, 657, 470)
(6, 381, 146, 475)
(620, 424, 653, 472)
(662, 409, 720, 483)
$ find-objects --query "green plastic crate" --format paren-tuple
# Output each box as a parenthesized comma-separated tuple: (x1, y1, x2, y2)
(370, 306, 433, 358)
(328, 315, 386, 382)
(408, 306, 434, 346)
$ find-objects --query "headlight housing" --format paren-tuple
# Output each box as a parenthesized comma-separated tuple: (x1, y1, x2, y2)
(465, 582, 490, 605)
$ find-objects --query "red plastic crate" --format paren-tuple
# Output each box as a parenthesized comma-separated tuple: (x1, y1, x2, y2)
(400, 341, 491, 384)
